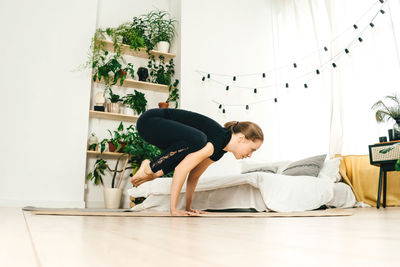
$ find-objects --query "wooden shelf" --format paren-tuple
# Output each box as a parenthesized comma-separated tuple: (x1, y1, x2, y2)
(95, 77, 169, 93)
(97, 39, 176, 60)
(89, 110, 139, 122)
(87, 151, 129, 157)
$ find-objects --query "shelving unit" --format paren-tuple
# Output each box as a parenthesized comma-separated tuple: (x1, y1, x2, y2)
(94, 76, 169, 93)
(89, 110, 139, 122)
(87, 151, 127, 157)
(97, 39, 176, 60)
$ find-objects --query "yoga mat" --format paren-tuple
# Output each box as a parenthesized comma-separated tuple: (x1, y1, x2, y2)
(22, 206, 354, 217)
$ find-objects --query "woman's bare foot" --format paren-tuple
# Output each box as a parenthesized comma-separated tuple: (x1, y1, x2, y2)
(130, 159, 157, 187)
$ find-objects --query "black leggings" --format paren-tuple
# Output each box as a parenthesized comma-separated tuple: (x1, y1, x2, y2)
(136, 108, 208, 175)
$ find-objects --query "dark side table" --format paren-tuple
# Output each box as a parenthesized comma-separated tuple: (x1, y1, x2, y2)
(368, 141, 400, 209)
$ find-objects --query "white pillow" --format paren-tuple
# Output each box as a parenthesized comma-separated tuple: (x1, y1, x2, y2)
(241, 160, 291, 174)
(317, 157, 342, 182)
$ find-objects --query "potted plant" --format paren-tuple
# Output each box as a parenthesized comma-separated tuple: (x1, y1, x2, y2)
(146, 10, 177, 53)
(371, 93, 400, 138)
(98, 122, 131, 153)
(106, 87, 123, 114)
(122, 90, 147, 115)
(88, 133, 99, 151)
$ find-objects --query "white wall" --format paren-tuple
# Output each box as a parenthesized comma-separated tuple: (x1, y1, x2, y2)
(0, 0, 97, 207)
(180, 0, 277, 176)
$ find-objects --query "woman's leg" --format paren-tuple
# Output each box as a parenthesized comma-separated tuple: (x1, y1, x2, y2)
(131, 109, 207, 186)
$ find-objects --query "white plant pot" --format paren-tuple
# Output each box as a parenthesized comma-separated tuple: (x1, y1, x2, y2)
(124, 106, 135, 115)
(107, 103, 120, 113)
(103, 187, 122, 209)
(156, 41, 170, 53)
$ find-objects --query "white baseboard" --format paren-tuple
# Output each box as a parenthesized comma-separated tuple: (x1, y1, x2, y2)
(0, 199, 86, 208)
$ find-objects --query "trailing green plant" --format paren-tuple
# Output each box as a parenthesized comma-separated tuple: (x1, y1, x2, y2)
(123, 90, 148, 115)
(92, 51, 134, 87)
(371, 93, 400, 123)
(166, 79, 180, 108)
(146, 10, 177, 45)
(147, 55, 175, 85)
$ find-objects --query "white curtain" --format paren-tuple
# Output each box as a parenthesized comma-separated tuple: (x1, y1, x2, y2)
(268, 0, 400, 159)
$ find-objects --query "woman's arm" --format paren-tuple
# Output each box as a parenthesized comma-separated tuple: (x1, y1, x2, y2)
(185, 158, 214, 211)
(170, 142, 213, 215)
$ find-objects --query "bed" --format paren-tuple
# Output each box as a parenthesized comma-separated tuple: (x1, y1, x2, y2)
(128, 157, 359, 212)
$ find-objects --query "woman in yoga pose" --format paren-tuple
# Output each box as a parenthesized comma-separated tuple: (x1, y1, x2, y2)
(130, 108, 264, 216)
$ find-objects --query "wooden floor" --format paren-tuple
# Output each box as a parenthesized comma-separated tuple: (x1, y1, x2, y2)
(1, 207, 400, 267)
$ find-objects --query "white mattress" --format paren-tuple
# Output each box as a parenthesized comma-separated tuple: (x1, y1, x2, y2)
(127, 172, 357, 212)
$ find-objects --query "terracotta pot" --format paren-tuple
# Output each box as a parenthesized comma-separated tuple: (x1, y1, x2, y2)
(108, 142, 126, 152)
(158, 102, 169, 108)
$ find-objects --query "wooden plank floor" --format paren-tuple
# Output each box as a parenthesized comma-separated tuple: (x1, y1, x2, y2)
(1, 207, 400, 267)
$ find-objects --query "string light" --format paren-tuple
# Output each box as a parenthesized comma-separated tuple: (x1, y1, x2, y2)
(200, 1, 387, 113)
(202, 76, 205, 81)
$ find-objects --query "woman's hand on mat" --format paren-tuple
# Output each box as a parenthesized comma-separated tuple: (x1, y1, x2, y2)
(186, 208, 209, 214)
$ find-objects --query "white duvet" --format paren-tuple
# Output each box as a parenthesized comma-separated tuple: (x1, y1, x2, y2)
(127, 171, 357, 212)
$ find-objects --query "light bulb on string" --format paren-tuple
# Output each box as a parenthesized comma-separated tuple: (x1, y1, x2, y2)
(246, 104, 249, 110)
(304, 83, 308, 88)
(262, 73, 266, 78)
(358, 37, 363, 42)
(380, 9, 385, 14)
(254, 88, 257, 94)
(293, 63, 297, 68)
(207, 74, 210, 79)
(332, 62, 337, 68)
(219, 104, 222, 109)
(286, 83, 289, 88)
(370, 22, 375, 28)
(345, 48, 350, 54)
(316, 69, 320, 75)
(201, 76, 205, 81)
(274, 98, 278, 103)
(379, 0, 384, 3)
(353, 24, 358, 29)
(324, 47, 328, 51)
(233, 76, 236, 81)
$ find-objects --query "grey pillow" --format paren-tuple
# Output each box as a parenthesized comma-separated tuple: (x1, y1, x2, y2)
(241, 165, 278, 174)
(281, 154, 327, 177)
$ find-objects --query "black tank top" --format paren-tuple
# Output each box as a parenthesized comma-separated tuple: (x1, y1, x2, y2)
(165, 109, 232, 161)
